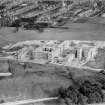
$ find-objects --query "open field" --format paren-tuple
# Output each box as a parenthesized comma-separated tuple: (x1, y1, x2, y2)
(0, 22, 105, 42)
(0, 59, 98, 105)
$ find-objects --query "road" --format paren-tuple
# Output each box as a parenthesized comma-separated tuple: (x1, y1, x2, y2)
(0, 56, 102, 72)
(0, 97, 105, 105)
(0, 97, 58, 105)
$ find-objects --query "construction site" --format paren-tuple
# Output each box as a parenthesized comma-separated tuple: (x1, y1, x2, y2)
(2, 40, 105, 70)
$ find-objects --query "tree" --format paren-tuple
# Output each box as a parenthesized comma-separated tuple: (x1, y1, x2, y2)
(79, 80, 104, 104)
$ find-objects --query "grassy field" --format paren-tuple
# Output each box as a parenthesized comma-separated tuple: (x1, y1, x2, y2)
(0, 59, 97, 105)
(0, 21, 105, 43)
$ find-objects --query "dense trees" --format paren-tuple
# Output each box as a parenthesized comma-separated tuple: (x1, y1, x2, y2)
(56, 70, 105, 105)
(79, 80, 104, 104)
(57, 85, 85, 105)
